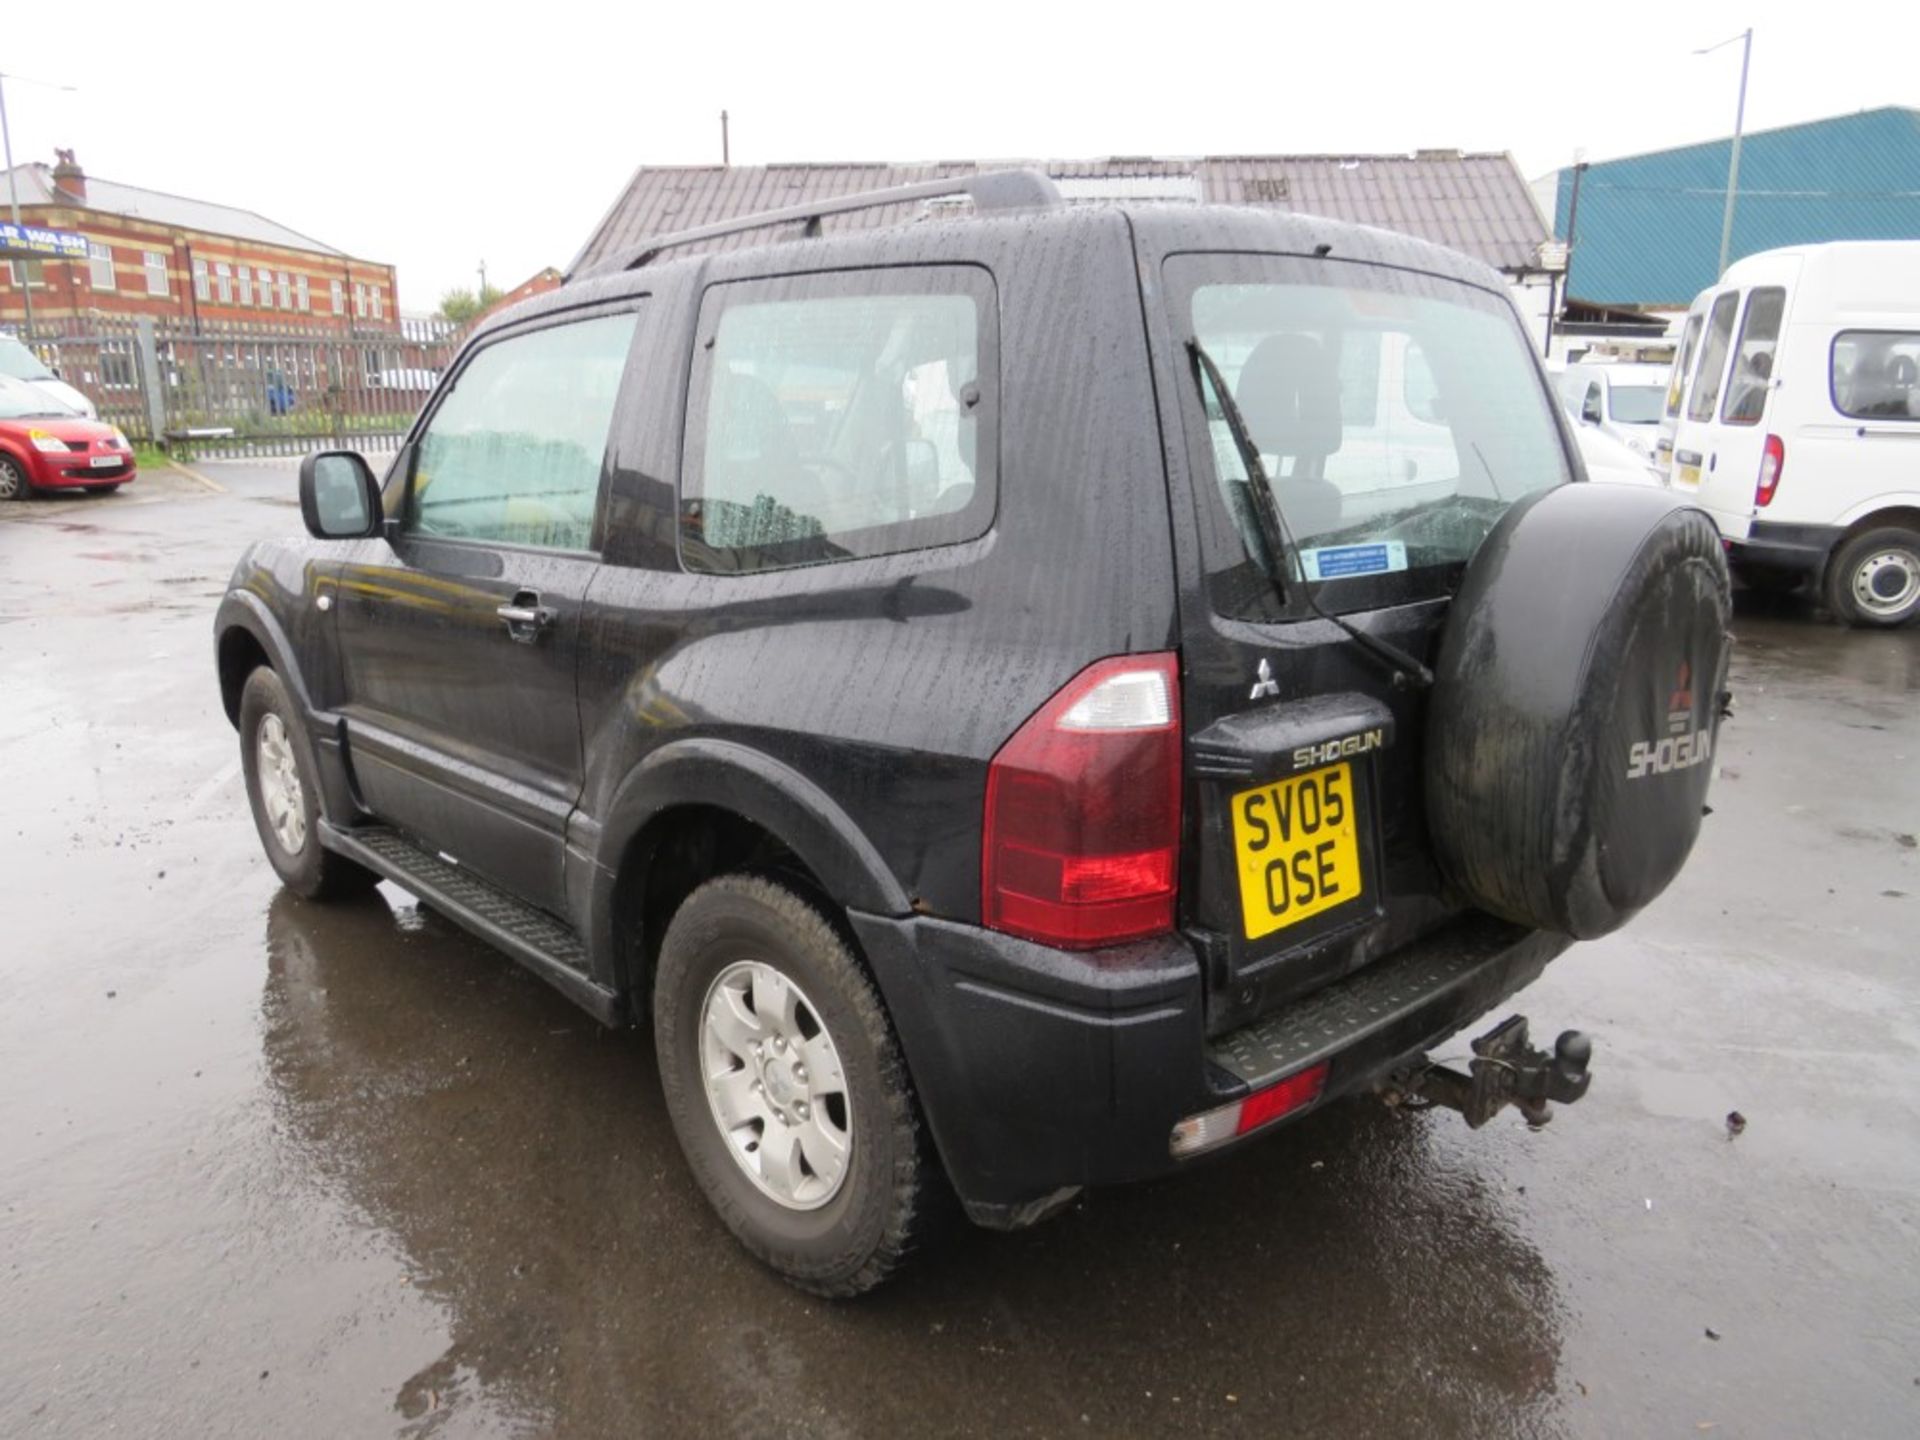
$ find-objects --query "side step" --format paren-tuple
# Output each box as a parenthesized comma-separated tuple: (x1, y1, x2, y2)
(320, 822, 623, 1025)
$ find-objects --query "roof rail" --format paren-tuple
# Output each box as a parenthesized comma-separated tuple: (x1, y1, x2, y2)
(577, 168, 1063, 276)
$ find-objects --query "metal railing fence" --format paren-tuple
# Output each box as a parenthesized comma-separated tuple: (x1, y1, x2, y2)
(3, 314, 464, 458)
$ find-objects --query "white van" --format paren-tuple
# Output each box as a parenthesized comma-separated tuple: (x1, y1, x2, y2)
(1662, 241, 1920, 626)
(1558, 361, 1667, 462)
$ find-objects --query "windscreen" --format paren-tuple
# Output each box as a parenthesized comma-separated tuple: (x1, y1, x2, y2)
(0, 375, 70, 419)
(1175, 256, 1570, 615)
(0, 336, 58, 383)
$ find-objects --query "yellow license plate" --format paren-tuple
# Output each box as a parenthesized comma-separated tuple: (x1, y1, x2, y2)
(1229, 762, 1362, 940)
(1675, 463, 1700, 489)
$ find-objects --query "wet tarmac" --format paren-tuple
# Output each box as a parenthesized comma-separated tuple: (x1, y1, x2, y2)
(3, 464, 1917, 1438)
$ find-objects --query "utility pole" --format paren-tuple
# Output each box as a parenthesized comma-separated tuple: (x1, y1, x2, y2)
(1695, 28, 1754, 278)
(721, 109, 730, 167)
(0, 72, 37, 333)
(478, 259, 488, 297)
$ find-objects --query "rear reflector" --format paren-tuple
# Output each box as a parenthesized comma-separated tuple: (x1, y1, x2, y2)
(1169, 1062, 1330, 1158)
(1755, 434, 1785, 508)
(982, 653, 1181, 950)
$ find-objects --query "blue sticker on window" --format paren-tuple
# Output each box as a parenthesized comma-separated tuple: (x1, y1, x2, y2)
(1300, 541, 1408, 581)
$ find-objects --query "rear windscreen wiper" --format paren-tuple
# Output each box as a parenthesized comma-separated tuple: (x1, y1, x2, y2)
(1185, 338, 1433, 690)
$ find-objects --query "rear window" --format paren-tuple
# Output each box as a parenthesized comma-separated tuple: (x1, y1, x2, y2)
(1665, 312, 1703, 418)
(1608, 384, 1665, 424)
(1687, 292, 1740, 422)
(1721, 288, 1785, 426)
(1832, 330, 1920, 421)
(1170, 253, 1570, 618)
(680, 266, 996, 574)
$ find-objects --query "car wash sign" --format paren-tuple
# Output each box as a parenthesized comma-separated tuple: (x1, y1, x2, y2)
(0, 221, 89, 260)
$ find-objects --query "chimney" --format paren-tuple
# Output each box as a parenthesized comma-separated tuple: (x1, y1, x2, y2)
(51, 148, 87, 205)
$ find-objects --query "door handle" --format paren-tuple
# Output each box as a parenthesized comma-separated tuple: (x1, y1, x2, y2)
(497, 590, 557, 643)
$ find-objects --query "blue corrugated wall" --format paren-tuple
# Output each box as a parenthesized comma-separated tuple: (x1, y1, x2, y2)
(1552, 108, 1920, 306)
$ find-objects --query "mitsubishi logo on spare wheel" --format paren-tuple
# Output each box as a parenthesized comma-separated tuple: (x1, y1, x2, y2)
(1628, 658, 1711, 781)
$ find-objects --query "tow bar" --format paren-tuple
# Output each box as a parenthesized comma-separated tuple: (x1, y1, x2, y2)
(1379, 1015, 1593, 1128)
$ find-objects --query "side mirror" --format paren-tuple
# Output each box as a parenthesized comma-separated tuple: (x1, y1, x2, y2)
(299, 450, 382, 539)
(1581, 391, 1604, 424)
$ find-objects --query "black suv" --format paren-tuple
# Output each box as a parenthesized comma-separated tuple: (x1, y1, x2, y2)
(216, 172, 1731, 1295)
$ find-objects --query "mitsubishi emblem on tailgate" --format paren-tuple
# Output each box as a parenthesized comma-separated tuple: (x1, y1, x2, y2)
(1249, 658, 1279, 701)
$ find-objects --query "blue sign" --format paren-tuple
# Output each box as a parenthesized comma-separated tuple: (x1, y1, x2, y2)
(1300, 541, 1409, 581)
(0, 222, 90, 260)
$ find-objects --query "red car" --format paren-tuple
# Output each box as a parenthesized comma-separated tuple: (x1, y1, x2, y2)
(0, 374, 137, 501)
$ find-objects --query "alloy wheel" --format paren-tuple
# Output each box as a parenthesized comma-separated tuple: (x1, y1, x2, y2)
(255, 713, 308, 855)
(699, 959, 852, 1211)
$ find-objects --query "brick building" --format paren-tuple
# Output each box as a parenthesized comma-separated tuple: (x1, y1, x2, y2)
(0, 150, 398, 333)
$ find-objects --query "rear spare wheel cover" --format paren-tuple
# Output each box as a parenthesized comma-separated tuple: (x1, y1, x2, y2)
(1424, 484, 1732, 939)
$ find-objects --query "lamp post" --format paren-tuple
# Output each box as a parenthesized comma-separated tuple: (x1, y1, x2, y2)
(0, 69, 79, 335)
(1695, 28, 1754, 279)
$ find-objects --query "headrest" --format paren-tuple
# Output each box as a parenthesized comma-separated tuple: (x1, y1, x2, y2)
(1234, 333, 1343, 461)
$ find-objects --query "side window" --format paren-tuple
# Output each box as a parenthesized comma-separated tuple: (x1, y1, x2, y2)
(1721, 287, 1785, 425)
(1687, 291, 1741, 423)
(407, 310, 638, 551)
(1832, 330, 1920, 422)
(680, 266, 996, 574)
(1666, 313, 1704, 418)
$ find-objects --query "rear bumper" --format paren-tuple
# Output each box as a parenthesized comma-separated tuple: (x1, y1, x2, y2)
(851, 910, 1572, 1225)
(1729, 520, 1842, 575)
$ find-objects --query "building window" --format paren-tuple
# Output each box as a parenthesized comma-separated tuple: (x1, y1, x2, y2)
(259, 270, 274, 310)
(370, 286, 384, 320)
(7, 259, 45, 288)
(88, 241, 116, 291)
(279, 271, 292, 309)
(144, 250, 168, 296)
(238, 265, 253, 306)
(215, 262, 233, 304)
(296, 274, 310, 312)
(193, 257, 210, 303)
(331, 278, 344, 315)
(353, 282, 366, 318)
(101, 343, 136, 390)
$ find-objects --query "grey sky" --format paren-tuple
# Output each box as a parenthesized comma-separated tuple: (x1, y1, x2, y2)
(6, 0, 1915, 312)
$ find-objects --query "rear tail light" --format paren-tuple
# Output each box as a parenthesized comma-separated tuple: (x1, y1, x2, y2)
(982, 652, 1181, 950)
(1169, 1062, 1330, 1157)
(1755, 434, 1785, 507)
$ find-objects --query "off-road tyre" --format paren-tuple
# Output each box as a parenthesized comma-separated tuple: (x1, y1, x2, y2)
(654, 873, 938, 1297)
(1825, 525, 1920, 628)
(238, 666, 379, 900)
(0, 456, 31, 502)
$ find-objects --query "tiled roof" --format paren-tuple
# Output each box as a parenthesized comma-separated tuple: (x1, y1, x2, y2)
(1547, 107, 1920, 307)
(0, 163, 345, 256)
(572, 152, 1549, 275)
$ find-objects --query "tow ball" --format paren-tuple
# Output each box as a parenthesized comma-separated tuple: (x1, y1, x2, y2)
(1379, 1015, 1593, 1128)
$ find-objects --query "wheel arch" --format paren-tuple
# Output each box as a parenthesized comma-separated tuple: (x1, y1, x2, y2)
(589, 739, 913, 1004)
(1833, 504, 1920, 544)
(214, 591, 359, 822)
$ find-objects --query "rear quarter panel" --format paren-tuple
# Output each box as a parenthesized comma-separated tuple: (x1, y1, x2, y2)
(576, 212, 1180, 921)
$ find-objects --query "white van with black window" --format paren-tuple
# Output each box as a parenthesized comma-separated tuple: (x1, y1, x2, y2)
(1665, 240, 1920, 626)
